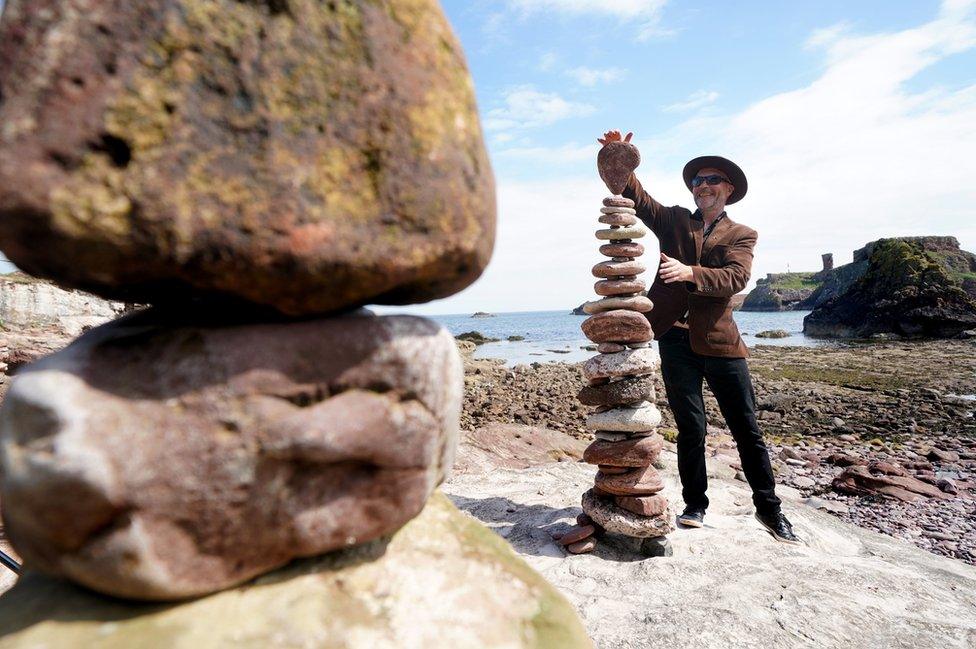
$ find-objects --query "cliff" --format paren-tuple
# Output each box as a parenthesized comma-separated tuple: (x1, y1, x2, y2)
(804, 237, 976, 338)
(741, 272, 821, 311)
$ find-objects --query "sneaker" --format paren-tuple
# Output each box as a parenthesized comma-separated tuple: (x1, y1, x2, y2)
(677, 508, 705, 528)
(755, 511, 802, 545)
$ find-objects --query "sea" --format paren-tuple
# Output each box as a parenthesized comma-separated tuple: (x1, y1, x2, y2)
(430, 310, 830, 366)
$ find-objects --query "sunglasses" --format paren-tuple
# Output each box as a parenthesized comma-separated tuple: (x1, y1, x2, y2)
(691, 174, 730, 187)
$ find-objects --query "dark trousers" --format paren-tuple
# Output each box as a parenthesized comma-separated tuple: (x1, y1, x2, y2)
(657, 327, 781, 515)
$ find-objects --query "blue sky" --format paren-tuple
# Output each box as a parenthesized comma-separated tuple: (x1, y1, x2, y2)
(378, 0, 976, 315)
(3, 1, 975, 316)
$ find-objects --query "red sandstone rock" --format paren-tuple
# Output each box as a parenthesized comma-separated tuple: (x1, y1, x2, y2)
(592, 260, 646, 278)
(594, 465, 664, 496)
(598, 142, 640, 195)
(581, 310, 652, 344)
(0, 311, 462, 600)
(594, 279, 646, 297)
(599, 242, 645, 258)
(557, 525, 596, 546)
(583, 434, 664, 466)
(0, 0, 494, 316)
(615, 494, 669, 517)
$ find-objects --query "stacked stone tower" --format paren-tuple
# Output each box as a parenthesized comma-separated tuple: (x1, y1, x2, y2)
(0, 0, 495, 601)
(556, 140, 674, 555)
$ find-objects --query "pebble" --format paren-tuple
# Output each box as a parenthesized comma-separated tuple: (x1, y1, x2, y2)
(593, 278, 646, 297)
(566, 538, 598, 554)
(582, 309, 652, 344)
(557, 524, 596, 546)
(586, 403, 661, 432)
(592, 260, 646, 278)
(582, 347, 658, 381)
(597, 343, 627, 354)
(595, 465, 664, 496)
(598, 213, 638, 227)
(583, 433, 665, 467)
(603, 196, 635, 208)
(600, 206, 637, 215)
(596, 225, 646, 241)
(599, 242, 645, 257)
(582, 295, 653, 314)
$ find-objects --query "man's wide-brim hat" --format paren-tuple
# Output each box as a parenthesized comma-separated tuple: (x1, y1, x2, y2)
(682, 155, 747, 204)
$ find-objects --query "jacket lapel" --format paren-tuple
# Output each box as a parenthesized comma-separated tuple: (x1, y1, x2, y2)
(691, 212, 703, 264)
(701, 213, 732, 259)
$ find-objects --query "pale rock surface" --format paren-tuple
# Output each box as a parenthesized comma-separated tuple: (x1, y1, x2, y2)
(444, 449, 976, 648)
(0, 493, 591, 649)
(0, 310, 462, 600)
(0, 274, 126, 336)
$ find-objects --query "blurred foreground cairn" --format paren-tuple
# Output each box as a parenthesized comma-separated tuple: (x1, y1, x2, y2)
(0, 1, 589, 646)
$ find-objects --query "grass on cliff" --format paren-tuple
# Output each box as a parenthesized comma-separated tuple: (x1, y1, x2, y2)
(766, 272, 821, 290)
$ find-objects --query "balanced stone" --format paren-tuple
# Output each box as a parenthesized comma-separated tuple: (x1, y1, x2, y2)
(594, 278, 646, 297)
(600, 206, 637, 215)
(592, 260, 646, 278)
(577, 375, 654, 407)
(581, 310, 652, 344)
(583, 491, 675, 538)
(594, 465, 664, 496)
(603, 196, 635, 208)
(586, 403, 661, 431)
(596, 226, 646, 241)
(566, 538, 598, 554)
(582, 347, 657, 381)
(594, 431, 629, 442)
(600, 242, 645, 258)
(557, 525, 596, 546)
(615, 494, 669, 517)
(598, 213, 638, 227)
(597, 141, 641, 195)
(597, 465, 632, 475)
(597, 342, 626, 354)
(628, 342, 650, 349)
(583, 434, 665, 467)
(0, 0, 494, 316)
(0, 310, 462, 601)
(583, 296, 653, 314)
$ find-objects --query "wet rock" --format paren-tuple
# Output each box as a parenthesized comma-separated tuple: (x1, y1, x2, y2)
(0, 0, 494, 316)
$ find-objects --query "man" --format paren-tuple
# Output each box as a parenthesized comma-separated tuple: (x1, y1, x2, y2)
(597, 129, 800, 544)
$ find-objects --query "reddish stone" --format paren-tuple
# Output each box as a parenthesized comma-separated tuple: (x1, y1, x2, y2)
(581, 310, 652, 344)
(615, 494, 669, 516)
(597, 465, 631, 475)
(583, 434, 663, 467)
(576, 513, 594, 527)
(598, 141, 640, 195)
(598, 213, 638, 227)
(603, 196, 635, 208)
(592, 260, 646, 278)
(594, 279, 645, 297)
(557, 525, 596, 546)
(595, 465, 663, 496)
(599, 243, 644, 259)
(566, 538, 597, 554)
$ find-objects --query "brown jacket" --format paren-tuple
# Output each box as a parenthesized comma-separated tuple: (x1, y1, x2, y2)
(623, 173, 755, 358)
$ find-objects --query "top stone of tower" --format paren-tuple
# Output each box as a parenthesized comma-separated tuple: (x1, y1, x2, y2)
(0, 0, 495, 316)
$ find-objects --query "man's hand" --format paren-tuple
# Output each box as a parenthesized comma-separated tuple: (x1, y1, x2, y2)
(598, 129, 633, 146)
(659, 253, 694, 284)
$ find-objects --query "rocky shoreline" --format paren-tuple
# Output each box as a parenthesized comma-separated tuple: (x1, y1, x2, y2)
(458, 339, 976, 565)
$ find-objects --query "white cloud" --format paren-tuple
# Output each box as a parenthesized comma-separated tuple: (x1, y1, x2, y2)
(385, 1, 976, 315)
(662, 89, 719, 113)
(565, 66, 627, 87)
(484, 85, 596, 132)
